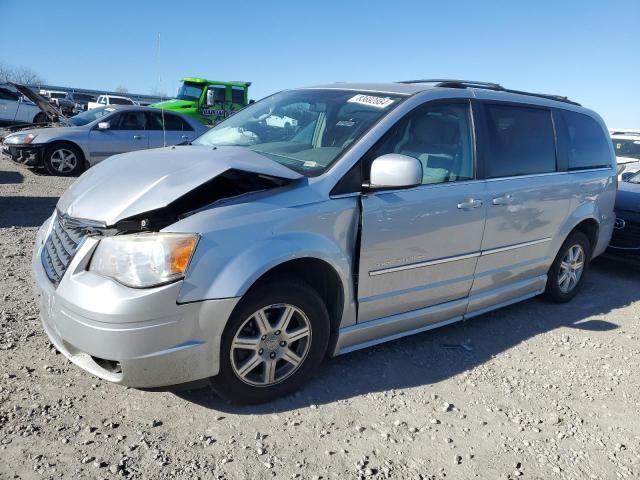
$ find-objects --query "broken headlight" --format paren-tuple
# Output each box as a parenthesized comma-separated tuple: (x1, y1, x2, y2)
(89, 233, 199, 288)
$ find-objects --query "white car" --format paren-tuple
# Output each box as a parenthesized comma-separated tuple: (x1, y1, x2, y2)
(265, 114, 298, 128)
(0, 85, 48, 125)
(88, 95, 136, 110)
(611, 131, 640, 181)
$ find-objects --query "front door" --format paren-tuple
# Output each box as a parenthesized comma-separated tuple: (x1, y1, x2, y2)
(357, 101, 487, 322)
(469, 103, 570, 310)
(89, 111, 149, 164)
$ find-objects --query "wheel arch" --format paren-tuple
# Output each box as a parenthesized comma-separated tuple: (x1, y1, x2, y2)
(555, 211, 601, 262)
(43, 139, 88, 169)
(247, 257, 346, 356)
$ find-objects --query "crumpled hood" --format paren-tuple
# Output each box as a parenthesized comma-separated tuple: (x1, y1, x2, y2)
(616, 181, 640, 213)
(57, 145, 302, 225)
(10, 82, 65, 122)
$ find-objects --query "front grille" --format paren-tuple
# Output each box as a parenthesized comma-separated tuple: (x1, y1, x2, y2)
(41, 213, 89, 284)
(610, 211, 640, 250)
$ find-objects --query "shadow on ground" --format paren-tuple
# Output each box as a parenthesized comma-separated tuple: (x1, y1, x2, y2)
(0, 196, 57, 227)
(175, 259, 638, 413)
(0, 171, 24, 185)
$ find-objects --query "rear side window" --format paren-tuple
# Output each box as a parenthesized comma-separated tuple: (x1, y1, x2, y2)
(110, 97, 133, 105)
(231, 86, 245, 104)
(147, 112, 194, 131)
(484, 104, 556, 178)
(560, 110, 611, 170)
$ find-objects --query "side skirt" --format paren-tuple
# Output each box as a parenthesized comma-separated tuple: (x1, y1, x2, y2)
(332, 275, 547, 356)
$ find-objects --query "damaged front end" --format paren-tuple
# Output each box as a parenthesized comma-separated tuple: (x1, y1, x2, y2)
(113, 168, 293, 233)
(1, 140, 44, 166)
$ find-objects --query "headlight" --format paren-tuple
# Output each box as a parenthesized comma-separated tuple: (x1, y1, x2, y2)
(3, 133, 37, 145)
(89, 233, 199, 288)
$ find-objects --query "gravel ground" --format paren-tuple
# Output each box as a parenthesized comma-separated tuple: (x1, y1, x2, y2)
(1, 155, 640, 480)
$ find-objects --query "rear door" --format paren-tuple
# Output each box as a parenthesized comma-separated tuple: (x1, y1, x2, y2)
(469, 102, 570, 314)
(357, 100, 487, 322)
(88, 111, 149, 163)
(146, 111, 195, 147)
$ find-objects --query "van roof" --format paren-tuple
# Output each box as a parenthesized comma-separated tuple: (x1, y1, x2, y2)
(303, 79, 581, 108)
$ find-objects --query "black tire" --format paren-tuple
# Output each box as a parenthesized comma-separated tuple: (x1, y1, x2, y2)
(43, 143, 85, 176)
(544, 231, 591, 303)
(33, 112, 47, 124)
(210, 280, 330, 404)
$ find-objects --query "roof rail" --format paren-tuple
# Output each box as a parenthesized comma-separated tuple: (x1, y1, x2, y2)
(397, 79, 581, 106)
(398, 79, 504, 89)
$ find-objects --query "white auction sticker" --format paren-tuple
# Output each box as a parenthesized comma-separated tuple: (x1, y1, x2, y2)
(348, 94, 395, 108)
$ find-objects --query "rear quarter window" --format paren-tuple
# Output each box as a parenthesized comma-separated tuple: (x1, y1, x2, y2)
(483, 104, 556, 178)
(559, 110, 612, 170)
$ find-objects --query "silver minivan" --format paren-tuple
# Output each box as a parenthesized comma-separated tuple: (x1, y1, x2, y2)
(32, 80, 616, 403)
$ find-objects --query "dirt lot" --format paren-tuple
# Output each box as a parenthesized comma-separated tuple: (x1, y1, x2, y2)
(1, 155, 640, 480)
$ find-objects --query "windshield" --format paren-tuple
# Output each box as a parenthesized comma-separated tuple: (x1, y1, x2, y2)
(176, 83, 204, 102)
(628, 171, 640, 184)
(613, 138, 640, 160)
(193, 89, 405, 176)
(68, 107, 114, 126)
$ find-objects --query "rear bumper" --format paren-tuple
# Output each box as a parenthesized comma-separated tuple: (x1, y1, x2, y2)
(2, 143, 44, 166)
(32, 218, 239, 387)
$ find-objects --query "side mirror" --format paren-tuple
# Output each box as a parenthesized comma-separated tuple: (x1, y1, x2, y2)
(368, 154, 422, 189)
(206, 90, 215, 105)
(97, 122, 110, 130)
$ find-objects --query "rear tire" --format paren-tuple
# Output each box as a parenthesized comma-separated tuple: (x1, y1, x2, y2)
(43, 144, 84, 176)
(544, 231, 591, 303)
(210, 280, 329, 404)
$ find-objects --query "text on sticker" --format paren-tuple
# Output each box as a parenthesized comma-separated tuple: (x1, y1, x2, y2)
(348, 94, 395, 109)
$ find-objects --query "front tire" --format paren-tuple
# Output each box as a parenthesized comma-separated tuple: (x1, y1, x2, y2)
(210, 280, 329, 404)
(33, 112, 47, 123)
(544, 231, 591, 303)
(43, 144, 84, 176)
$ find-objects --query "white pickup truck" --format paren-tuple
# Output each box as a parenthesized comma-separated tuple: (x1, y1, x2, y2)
(88, 94, 136, 110)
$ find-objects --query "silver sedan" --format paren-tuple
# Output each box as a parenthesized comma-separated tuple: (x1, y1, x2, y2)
(1, 106, 207, 175)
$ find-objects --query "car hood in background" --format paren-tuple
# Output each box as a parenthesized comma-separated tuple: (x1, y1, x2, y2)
(616, 181, 640, 213)
(5, 125, 83, 140)
(56, 145, 302, 225)
(150, 99, 197, 111)
(10, 82, 65, 123)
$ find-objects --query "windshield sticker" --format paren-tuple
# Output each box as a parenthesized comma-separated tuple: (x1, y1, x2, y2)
(303, 160, 318, 168)
(348, 94, 395, 109)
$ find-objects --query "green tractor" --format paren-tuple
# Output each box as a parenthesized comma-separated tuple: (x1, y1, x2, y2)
(151, 77, 251, 125)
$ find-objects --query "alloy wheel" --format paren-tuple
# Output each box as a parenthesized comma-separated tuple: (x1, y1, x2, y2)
(558, 244, 585, 293)
(49, 148, 78, 174)
(230, 303, 312, 387)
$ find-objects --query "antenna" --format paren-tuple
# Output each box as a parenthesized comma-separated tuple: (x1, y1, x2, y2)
(157, 33, 167, 147)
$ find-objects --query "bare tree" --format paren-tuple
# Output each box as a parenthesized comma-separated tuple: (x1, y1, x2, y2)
(115, 85, 129, 94)
(149, 87, 168, 98)
(0, 63, 45, 85)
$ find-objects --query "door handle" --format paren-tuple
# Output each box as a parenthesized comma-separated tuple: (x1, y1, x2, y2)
(492, 194, 514, 206)
(457, 198, 483, 210)
(181, 135, 189, 139)
(133, 135, 142, 140)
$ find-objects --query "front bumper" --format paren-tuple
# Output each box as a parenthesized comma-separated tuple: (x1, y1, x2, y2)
(32, 218, 239, 388)
(606, 210, 640, 265)
(2, 143, 44, 166)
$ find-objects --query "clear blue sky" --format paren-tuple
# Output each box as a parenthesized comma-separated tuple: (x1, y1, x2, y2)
(1, 0, 638, 126)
